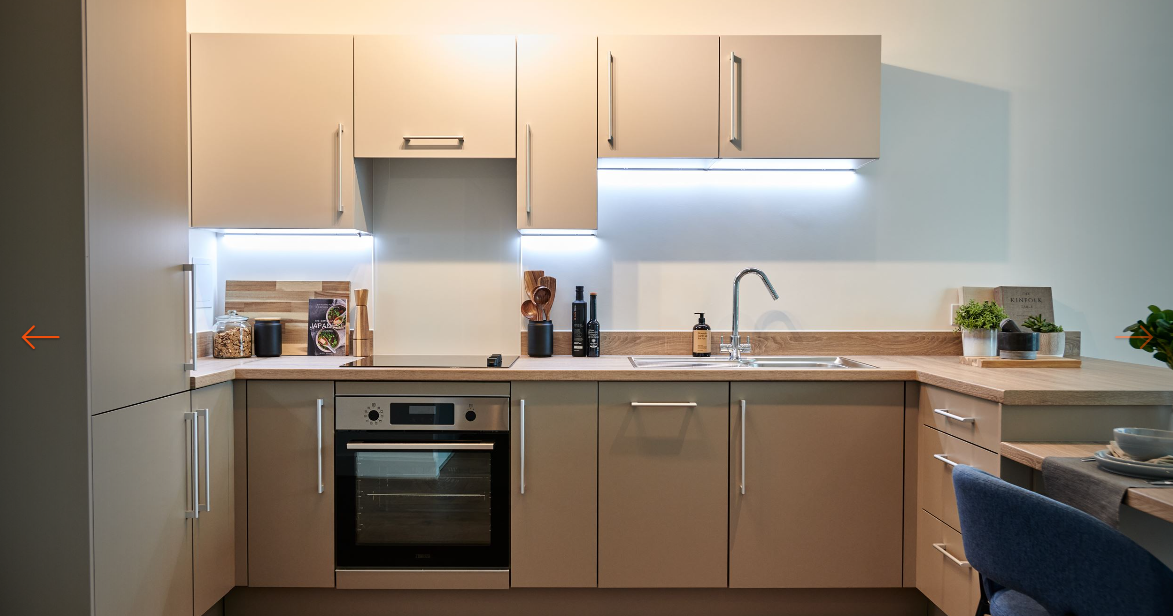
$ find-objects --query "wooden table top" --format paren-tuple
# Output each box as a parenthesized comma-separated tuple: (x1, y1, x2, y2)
(1001, 441, 1173, 524)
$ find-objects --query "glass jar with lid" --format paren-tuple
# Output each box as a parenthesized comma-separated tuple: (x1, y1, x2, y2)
(212, 310, 253, 358)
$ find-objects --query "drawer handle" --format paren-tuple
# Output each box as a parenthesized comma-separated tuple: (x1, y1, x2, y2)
(934, 408, 975, 424)
(630, 402, 698, 408)
(403, 135, 465, 142)
(933, 453, 959, 468)
(932, 543, 970, 569)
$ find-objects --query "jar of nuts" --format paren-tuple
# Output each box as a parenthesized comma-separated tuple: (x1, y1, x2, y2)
(212, 310, 253, 359)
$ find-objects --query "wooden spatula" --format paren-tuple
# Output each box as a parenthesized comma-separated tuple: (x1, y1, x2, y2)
(523, 270, 544, 300)
(539, 276, 556, 316)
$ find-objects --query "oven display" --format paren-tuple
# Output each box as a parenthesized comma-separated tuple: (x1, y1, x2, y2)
(388, 403, 455, 425)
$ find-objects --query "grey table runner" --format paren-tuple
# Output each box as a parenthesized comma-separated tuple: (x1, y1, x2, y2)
(1041, 456, 1157, 527)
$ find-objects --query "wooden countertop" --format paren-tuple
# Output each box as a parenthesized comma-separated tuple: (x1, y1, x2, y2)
(1001, 441, 1173, 524)
(188, 354, 1173, 406)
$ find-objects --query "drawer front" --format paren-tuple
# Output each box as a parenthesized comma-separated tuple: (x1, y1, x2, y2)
(916, 509, 980, 616)
(920, 385, 1001, 451)
(918, 425, 1000, 531)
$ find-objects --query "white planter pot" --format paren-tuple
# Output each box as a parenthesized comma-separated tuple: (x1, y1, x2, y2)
(961, 328, 998, 357)
(1037, 331, 1066, 357)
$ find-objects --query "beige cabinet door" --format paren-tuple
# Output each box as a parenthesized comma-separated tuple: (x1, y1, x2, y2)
(510, 382, 598, 588)
(93, 393, 193, 616)
(247, 381, 335, 587)
(729, 382, 903, 588)
(598, 36, 719, 159)
(598, 382, 728, 588)
(192, 383, 235, 614)
(719, 36, 880, 160)
(517, 35, 598, 232)
(355, 35, 515, 158)
(190, 34, 364, 230)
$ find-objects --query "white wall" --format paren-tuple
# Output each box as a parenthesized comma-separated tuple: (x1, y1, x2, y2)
(189, 0, 1173, 364)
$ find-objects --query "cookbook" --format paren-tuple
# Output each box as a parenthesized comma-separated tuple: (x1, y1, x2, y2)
(308, 298, 348, 356)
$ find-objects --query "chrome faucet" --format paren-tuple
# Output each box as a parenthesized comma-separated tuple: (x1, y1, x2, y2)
(720, 268, 779, 361)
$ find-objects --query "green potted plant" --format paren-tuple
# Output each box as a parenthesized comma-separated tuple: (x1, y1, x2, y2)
(1023, 314, 1065, 357)
(1123, 305, 1173, 370)
(954, 300, 1008, 357)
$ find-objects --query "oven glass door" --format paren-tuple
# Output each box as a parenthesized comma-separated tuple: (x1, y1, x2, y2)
(336, 431, 509, 568)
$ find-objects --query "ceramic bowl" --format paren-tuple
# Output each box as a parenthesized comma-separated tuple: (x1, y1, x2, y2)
(1114, 427, 1173, 460)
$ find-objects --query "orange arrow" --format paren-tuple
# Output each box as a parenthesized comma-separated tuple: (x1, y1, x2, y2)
(1116, 324, 1155, 349)
(22, 325, 60, 349)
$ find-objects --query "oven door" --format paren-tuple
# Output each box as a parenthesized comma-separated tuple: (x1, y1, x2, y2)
(335, 430, 510, 568)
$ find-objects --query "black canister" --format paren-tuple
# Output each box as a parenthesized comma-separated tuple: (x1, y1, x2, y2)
(527, 320, 553, 358)
(253, 318, 283, 357)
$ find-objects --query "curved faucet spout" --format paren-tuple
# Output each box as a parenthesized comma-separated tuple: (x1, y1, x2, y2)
(728, 268, 779, 360)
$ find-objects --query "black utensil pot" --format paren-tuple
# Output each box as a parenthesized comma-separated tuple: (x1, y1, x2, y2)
(254, 318, 283, 357)
(527, 320, 553, 357)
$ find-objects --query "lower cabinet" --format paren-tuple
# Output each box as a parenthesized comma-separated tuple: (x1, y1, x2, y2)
(917, 509, 981, 616)
(247, 381, 335, 587)
(510, 382, 598, 587)
(728, 382, 904, 588)
(598, 382, 729, 588)
(92, 384, 234, 616)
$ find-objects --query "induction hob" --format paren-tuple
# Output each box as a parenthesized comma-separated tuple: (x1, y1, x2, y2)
(341, 354, 518, 368)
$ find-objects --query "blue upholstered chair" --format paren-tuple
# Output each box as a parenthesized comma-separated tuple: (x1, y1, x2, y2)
(952, 465, 1173, 616)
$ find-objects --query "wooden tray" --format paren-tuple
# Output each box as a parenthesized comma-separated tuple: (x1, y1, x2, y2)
(959, 356, 1081, 368)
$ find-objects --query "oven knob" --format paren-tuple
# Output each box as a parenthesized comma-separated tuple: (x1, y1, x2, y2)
(367, 409, 380, 422)
(465, 410, 476, 422)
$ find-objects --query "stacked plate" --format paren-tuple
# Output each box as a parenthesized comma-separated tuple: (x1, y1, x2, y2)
(1095, 450, 1173, 479)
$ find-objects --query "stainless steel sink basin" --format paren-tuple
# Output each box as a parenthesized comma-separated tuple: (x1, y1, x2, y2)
(628, 356, 877, 369)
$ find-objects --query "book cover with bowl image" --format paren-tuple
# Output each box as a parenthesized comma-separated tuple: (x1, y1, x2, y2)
(308, 298, 348, 356)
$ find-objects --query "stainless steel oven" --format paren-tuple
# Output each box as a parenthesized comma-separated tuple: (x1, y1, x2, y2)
(334, 395, 509, 570)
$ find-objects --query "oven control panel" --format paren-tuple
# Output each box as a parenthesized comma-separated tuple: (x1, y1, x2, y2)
(335, 396, 509, 432)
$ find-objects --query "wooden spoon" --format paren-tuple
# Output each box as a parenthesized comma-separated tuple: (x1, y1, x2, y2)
(523, 270, 544, 300)
(521, 300, 540, 321)
(532, 286, 552, 321)
(538, 276, 556, 318)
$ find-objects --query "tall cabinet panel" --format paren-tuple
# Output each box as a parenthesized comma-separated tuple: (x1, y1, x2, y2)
(354, 35, 516, 158)
(191, 34, 364, 230)
(517, 35, 598, 232)
(719, 36, 880, 159)
(597, 36, 719, 159)
(192, 383, 235, 614)
(510, 382, 598, 588)
(247, 381, 335, 587)
(93, 393, 193, 616)
(728, 382, 904, 588)
(87, 0, 189, 414)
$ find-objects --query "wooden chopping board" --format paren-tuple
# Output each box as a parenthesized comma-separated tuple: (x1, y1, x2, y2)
(225, 280, 350, 356)
(959, 356, 1081, 368)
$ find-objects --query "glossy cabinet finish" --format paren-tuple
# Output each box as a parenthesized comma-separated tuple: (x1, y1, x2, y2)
(729, 382, 904, 588)
(917, 509, 981, 616)
(355, 35, 515, 158)
(598, 36, 719, 159)
(918, 424, 1000, 531)
(517, 35, 598, 232)
(510, 382, 598, 587)
(598, 382, 729, 588)
(92, 393, 193, 616)
(191, 34, 363, 230)
(719, 36, 880, 159)
(192, 383, 235, 614)
(247, 381, 335, 587)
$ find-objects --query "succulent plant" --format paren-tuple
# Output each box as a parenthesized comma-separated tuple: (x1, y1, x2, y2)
(1023, 314, 1064, 333)
(1123, 305, 1173, 370)
(954, 300, 1009, 332)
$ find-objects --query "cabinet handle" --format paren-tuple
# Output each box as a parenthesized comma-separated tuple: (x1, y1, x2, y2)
(346, 443, 494, 451)
(740, 399, 746, 495)
(525, 124, 532, 217)
(607, 51, 614, 145)
(932, 543, 970, 569)
(183, 263, 196, 371)
(933, 453, 958, 468)
(630, 402, 698, 407)
(198, 408, 211, 512)
(337, 123, 344, 214)
(729, 51, 738, 143)
(403, 135, 465, 142)
(933, 408, 976, 424)
(519, 399, 526, 495)
(316, 399, 324, 495)
(185, 411, 199, 519)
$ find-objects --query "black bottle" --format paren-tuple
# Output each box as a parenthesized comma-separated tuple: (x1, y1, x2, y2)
(571, 286, 588, 357)
(587, 292, 601, 357)
(692, 312, 711, 357)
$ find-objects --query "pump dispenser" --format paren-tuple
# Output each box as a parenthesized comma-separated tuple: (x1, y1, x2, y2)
(692, 312, 711, 357)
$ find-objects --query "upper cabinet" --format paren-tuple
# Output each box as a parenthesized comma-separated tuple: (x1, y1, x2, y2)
(517, 35, 598, 232)
(719, 36, 880, 161)
(355, 35, 515, 158)
(598, 36, 719, 159)
(190, 34, 368, 230)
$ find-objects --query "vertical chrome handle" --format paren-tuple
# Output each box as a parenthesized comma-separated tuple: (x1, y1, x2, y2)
(519, 399, 526, 495)
(525, 124, 531, 216)
(337, 123, 344, 213)
(198, 408, 211, 512)
(185, 411, 199, 519)
(729, 52, 739, 143)
(316, 399, 324, 494)
(740, 399, 746, 495)
(607, 51, 614, 145)
(183, 263, 196, 371)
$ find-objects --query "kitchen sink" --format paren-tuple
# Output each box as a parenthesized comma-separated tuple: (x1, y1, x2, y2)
(628, 356, 877, 369)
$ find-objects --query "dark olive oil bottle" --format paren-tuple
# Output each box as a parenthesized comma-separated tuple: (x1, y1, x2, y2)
(586, 293, 600, 357)
(571, 286, 587, 357)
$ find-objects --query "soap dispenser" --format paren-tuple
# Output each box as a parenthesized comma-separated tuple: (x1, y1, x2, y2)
(692, 313, 711, 357)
